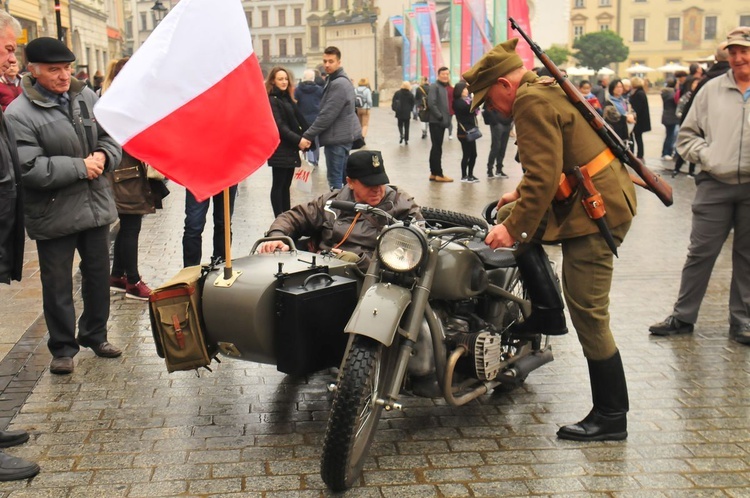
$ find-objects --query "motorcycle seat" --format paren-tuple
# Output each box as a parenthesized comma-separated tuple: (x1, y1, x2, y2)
(465, 240, 517, 268)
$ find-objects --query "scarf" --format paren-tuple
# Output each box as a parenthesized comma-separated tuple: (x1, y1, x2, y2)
(609, 96, 628, 116)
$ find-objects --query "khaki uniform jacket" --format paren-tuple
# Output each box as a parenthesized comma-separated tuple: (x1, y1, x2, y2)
(267, 185, 422, 270)
(504, 72, 636, 243)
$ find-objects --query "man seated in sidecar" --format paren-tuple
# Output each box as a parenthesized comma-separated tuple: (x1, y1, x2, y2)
(258, 150, 422, 271)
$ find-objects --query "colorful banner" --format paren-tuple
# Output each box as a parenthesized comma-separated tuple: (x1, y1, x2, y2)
(507, 0, 534, 69)
(449, 0, 462, 82)
(493, 0, 507, 46)
(427, 1, 445, 70)
(390, 15, 410, 82)
(414, 3, 434, 81)
(406, 9, 418, 81)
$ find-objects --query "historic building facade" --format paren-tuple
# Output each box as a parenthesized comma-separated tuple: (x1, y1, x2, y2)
(243, 0, 307, 80)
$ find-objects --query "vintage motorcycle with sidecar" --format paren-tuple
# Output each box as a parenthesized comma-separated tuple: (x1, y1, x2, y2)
(148, 202, 561, 492)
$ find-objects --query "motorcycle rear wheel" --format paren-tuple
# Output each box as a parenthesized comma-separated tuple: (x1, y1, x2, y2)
(421, 207, 489, 230)
(321, 335, 394, 492)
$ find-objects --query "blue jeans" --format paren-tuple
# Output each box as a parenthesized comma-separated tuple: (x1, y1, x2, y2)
(324, 143, 352, 190)
(182, 185, 238, 267)
(662, 124, 678, 157)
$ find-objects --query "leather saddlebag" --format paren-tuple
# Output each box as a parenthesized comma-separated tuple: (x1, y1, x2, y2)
(275, 270, 358, 376)
(149, 266, 212, 372)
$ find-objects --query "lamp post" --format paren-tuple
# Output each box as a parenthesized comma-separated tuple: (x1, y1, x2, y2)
(54, 0, 64, 42)
(152, 0, 168, 26)
(371, 16, 379, 107)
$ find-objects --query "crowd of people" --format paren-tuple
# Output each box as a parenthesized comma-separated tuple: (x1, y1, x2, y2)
(1, 1, 749, 480)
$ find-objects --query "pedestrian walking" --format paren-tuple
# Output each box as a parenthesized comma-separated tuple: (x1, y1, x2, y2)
(660, 78, 680, 160)
(295, 69, 323, 167)
(5, 37, 123, 375)
(649, 28, 750, 346)
(453, 81, 479, 182)
(483, 104, 512, 178)
(354, 77, 372, 138)
(267, 66, 309, 217)
(300, 46, 362, 191)
(103, 57, 165, 300)
(0, 11, 41, 479)
(427, 67, 454, 182)
(464, 38, 637, 442)
(628, 77, 651, 160)
(416, 76, 429, 139)
(391, 81, 415, 145)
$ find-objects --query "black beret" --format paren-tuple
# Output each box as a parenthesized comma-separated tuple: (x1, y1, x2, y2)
(25, 37, 76, 64)
(346, 150, 389, 186)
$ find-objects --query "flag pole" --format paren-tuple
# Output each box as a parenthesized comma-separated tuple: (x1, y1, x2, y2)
(214, 187, 242, 287)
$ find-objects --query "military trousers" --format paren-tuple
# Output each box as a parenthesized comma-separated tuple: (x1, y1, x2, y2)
(497, 201, 630, 360)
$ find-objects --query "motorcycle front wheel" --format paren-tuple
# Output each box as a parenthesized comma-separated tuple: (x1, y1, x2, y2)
(321, 335, 395, 492)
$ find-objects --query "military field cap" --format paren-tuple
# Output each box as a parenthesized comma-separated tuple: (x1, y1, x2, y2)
(346, 150, 389, 186)
(726, 26, 750, 48)
(462, 38, 524, 112)
(25, 37, 76, 64)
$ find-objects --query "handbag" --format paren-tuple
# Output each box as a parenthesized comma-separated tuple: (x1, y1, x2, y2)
(351, 136, 366, 150)
(459, 122, 482, 142)
(293, 157, 315, 194)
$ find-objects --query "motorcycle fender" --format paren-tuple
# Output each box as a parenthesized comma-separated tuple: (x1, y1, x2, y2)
(345, 284, 412, 346)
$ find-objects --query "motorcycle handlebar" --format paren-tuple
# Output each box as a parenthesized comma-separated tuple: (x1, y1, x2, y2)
(325, 199, 398, 224)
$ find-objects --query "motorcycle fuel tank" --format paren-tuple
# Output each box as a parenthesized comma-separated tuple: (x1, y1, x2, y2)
(430, 240, 489, 300)
(202, 251, 359, 366)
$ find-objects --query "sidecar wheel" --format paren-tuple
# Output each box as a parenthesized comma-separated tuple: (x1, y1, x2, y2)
(321, 335, 393, 492)
(421, 207, 489, 230)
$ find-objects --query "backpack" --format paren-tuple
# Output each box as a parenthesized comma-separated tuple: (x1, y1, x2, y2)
(355, 87, 366, 109)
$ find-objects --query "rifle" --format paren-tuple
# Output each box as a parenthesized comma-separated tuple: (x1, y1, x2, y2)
(509, 18, 673, 207)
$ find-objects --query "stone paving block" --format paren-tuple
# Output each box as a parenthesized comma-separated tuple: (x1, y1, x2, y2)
(89, 468, 152, 485)
(687, 471, 750, 488)
(127, 480, 188, 497)
(634, 472, 696, 489)
(468, 480, 530, 497)
(187, 449, 242, 464)
(376, 484, 438, 497)
(210, 461, 265, 479)
(132, 450, 187, 467)
(151, 463, 211, 481)
(420, 466, 475, 483)
(377, 454, 429, 469)
(26, 470, 94, 487)
(4, 489, 68, 498)
(242, 475, 301, 492)
(526, 476, 587, 494)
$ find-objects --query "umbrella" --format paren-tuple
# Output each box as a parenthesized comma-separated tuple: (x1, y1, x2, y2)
(625, 63, 655, 74)
(565, 66, 595, 76)
(657, 62, 689, 72)
(597, 67, 615, 75)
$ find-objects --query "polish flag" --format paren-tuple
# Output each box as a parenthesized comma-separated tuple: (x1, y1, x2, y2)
(94, 0, 279, 201)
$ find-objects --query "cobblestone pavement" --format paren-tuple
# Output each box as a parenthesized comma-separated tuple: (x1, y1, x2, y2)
(0, 96, 748, 497)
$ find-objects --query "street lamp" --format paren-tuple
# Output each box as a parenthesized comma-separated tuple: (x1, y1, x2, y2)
(151, 0, 168, 26)
(371, 16, 379, 107)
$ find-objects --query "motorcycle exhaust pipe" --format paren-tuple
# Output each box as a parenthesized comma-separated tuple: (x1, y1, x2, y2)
(496, 347, 554, 386)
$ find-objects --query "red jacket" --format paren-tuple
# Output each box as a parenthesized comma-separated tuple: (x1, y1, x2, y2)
(0, 78, 22, 111)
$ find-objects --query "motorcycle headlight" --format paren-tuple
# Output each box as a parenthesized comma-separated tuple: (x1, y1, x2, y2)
(377, 226, 426, 272)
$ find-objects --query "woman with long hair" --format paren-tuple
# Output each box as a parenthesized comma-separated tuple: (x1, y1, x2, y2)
(628, 77, 651, 160)
(453, 81, 479, 183)
(603, 79, 635, 144)
(266, 66, 309, 216)
(104, 57, 165, 300)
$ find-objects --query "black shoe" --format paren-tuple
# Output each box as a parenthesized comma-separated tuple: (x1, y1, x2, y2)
(0, 431, 29, 449)
(0, 452, 39, 481)
(496, 170, 509, 179)
(399, 137, 403, 144)
(729, 323, 750, 345)
(649, 316, 694, 336)
(49, 357, 74, 375)
(671, 171, 679, 178)
(77, 340, 123, 358)
(510, 308, 568, 340)
(557, 408, 628, 441)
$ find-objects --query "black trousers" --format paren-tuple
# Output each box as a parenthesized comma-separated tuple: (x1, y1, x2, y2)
(270, 167, 295, 217)
(429, 123, 446, 176)
(36, 225, 111, 358)
(112, 213, 143, 285)
(397, 118, 411, 142)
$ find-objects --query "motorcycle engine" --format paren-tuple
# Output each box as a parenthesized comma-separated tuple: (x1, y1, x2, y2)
(453, 331, 503, 381)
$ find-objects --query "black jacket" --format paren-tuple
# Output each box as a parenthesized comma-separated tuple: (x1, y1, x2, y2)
(629, 88, 651, 134)
(661, 87, 680, 126)
(680, 61, 730, 124)
(453, 97, 477, 137)
(268, 87, 308, 169)
(391, 88, 415, 120)
(294, 81, 323, 127)
(0, 115, 23, 283)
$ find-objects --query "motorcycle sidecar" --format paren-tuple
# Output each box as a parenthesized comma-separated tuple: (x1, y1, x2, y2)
(202, 250, 361, 376)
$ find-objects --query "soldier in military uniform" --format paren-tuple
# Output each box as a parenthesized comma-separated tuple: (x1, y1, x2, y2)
(463, 39, 637, 442)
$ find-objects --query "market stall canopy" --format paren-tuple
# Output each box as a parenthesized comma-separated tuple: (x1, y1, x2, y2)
(657, 62, 689, 72)
(597, 67, 615, 75)
(625, 63, 655, 74)
(565, 66, 595, 76)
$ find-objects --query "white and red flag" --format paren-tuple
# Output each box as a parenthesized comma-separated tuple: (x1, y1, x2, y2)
(94, 0, 278, 201)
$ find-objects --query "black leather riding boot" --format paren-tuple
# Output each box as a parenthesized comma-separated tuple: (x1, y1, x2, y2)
(509, 244, 567, 339)
(557, 350, 629, 441)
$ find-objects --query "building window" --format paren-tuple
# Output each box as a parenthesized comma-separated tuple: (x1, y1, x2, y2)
(125, 19, 132, 37)
(633, 18, 645, 42)
(598, 0, 611, 6)
(704, 16, 717, 40)
(278, 9, 286, 26)
(600, 24, 609, 31)
(311, 25, 319, 48)
(140, 12, 147, 31)
(279, 39, 287, 57)
(261, 10, 268, 27)
(741, 15, 750, 27)
(311, 0, 319, 11)
(245, 10, 252, 27)
(295, 38, 302, 55)
(325, 0, 333, 10)
(574, 25, 584, 39)
(574, 0, 584, 7)
(339, 0, 347, 9)
(667, 17, 680, 41)
(294, 8, 302, 25)
(262, 39, 270, 60)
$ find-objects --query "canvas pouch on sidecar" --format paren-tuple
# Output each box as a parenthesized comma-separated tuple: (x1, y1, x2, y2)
(275, 269, 358, 376)
(149, 265, 213, 373)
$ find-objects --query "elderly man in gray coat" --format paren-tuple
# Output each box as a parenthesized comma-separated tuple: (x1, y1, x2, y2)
(6, 37, 122, 375)
(301, 46, 362, 191)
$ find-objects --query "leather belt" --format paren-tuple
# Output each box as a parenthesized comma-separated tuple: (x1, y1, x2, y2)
(555, 149, 615, 201)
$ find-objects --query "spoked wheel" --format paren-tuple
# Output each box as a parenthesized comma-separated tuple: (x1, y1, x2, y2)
(321, 335, 395, 492)
(421, 207, 489, 230)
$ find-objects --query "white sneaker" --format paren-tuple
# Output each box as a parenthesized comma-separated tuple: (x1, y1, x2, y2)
(448, 135, 454, 140)
(661, 155, 673, 161)
(460, 176, 469, 183)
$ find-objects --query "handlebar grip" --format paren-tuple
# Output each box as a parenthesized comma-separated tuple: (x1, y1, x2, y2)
(328, 200, 357, 211)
